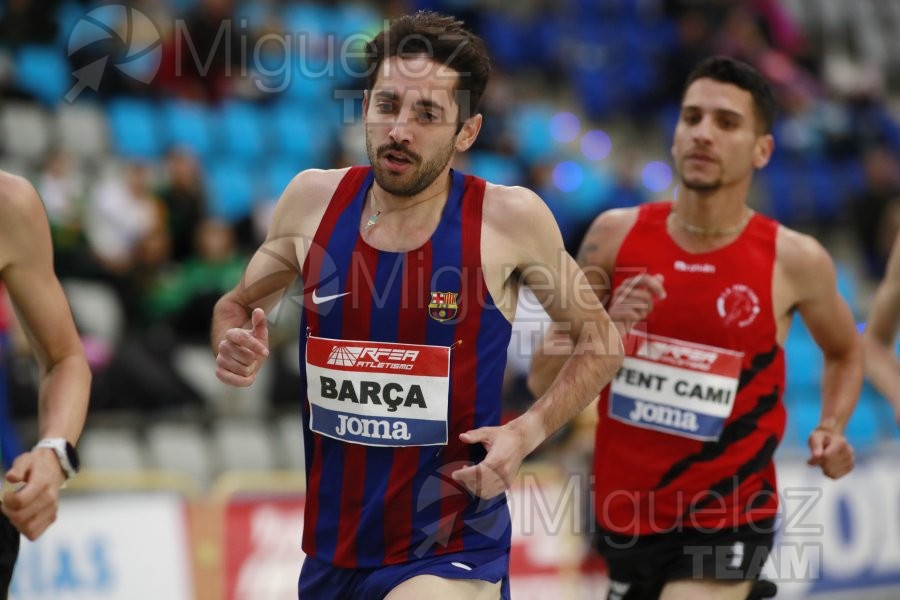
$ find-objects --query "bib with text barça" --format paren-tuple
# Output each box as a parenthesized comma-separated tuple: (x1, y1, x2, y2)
(305, 336, 451, 447)
(609, 331, 744, 441)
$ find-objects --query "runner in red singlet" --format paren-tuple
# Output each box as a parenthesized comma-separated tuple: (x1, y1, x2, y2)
(530, 57, 862, 600)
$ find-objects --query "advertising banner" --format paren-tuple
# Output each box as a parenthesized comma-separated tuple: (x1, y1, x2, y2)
(10, 492, 192, 600)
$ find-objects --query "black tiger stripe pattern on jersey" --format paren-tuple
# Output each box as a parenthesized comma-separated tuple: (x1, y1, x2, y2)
(655, 382, 781, 490)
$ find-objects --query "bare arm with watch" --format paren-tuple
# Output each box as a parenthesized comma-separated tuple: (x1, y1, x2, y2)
(0, 171, 90, 541)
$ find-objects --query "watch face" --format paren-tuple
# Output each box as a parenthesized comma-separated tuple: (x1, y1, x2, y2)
(64, 442, 80, 473)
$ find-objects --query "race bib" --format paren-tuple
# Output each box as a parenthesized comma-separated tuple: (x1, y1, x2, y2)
(609, 331, 744, 441)
(305, 336, 451, 447)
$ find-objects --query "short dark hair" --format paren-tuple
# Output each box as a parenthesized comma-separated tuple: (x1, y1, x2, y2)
(365, 11, 491, 124)
(684, 56, 777, 134)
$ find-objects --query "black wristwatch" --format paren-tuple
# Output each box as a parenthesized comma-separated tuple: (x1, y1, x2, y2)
(34, 438, 81, 481)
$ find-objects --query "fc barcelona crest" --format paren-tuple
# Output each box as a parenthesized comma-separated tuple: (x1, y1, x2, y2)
(429, 291, 459, 322)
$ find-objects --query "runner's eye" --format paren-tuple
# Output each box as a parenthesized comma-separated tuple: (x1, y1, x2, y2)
(417, 110, 438, 123)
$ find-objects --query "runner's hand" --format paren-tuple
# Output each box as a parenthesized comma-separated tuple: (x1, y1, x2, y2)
(608, 274, 666, 333)
(216, 308, 270, 387)
(452, 415, 542, 499)
(807, 427, 854, 479)
(1, 449, 66, 540)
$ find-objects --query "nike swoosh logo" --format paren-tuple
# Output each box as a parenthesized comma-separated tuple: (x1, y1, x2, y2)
(311, 290, 351, 305)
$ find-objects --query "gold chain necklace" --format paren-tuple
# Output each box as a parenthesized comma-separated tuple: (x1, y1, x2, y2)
(365, 185, 448, 231)
(669, 208, 754, 237)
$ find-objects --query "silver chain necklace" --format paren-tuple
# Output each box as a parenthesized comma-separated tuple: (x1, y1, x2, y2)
(365, 186, 447, 231)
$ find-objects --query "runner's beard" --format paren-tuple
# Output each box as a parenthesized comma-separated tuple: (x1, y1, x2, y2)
(366, 134, 456, 197)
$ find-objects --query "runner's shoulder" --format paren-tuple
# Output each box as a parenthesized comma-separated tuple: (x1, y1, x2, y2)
(271, 167, 353, 235)
(577, 207, 640, 268)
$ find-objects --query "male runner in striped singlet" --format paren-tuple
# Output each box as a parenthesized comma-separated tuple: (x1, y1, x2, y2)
(0, 171, 90, 596)
(863, 231, 900, 418)
(212, 11, 623, 600)
(530, 57, 862, 600)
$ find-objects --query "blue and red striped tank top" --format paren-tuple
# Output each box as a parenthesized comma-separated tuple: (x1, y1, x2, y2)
(0, 284, 8, 333)
(595, 201, 786, 535)
(299, 167, 513, 567)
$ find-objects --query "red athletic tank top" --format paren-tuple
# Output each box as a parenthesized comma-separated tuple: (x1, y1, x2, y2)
(594, 202, 786, 536)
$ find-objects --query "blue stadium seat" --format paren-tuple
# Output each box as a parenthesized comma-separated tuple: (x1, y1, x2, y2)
(570, 165, 615, 222)
(839, 158, 866, 196)
(264, 158, 302, 200)
(161, 101, 213, 158)
(283, 72, 333, 103)
(107, 97, 162, 159)
(636, 20, 679, 53)
(334, 4, 379, 39)
(331, 4, 380, 85)
(571, 66, 625, 120)
(808, 160, 842, 221)
(530, 14, 564, 69)
(466, 152, 524, 187)
(168, 0, 201, 13)
(234, 2, 271, 29)
(206, 161, 256, 223)
(282, 3, 329, 39)
(480, 12, 529, 71)
(15, 45, 70, 105)
(509, 103, 557, 164)
(271, 102, 335, 167)
(843, 397, 882, 450)
(786, 394, 821, 448)
(758, 161, 810, 224)
(280, 0, 336, 95)
(56, 1, 87, 47)
(219, 102, 268, 160)
(785, 319, 823, 390)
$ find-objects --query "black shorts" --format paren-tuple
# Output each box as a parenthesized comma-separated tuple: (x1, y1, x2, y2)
(0, 510, 19, 597)
(594, 519, 775, 600)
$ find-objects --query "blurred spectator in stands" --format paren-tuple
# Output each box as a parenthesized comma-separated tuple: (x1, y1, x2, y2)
(143, 219, 245, 341)
(157, 148, 206, 262)
(852, 145, 900, 279)
(825, 59, 900, 156)
(0, 0, 60, 49)
(133, 221, 174, 290)
(38, 149, 84, 234)
(716, 5, 821, 107)
(750, 0, 809, 58)
(84, 166, 172, 329)
(658, 9, 717, 107)
(156, 0, 248, 102)
(36, 149, 96, 277)
(85, 161, 166, 278)
(90, 219, 242, 413)
(470, 71, 516, 155)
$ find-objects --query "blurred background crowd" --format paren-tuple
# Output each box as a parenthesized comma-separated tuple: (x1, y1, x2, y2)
(1, 0, 899, 490)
